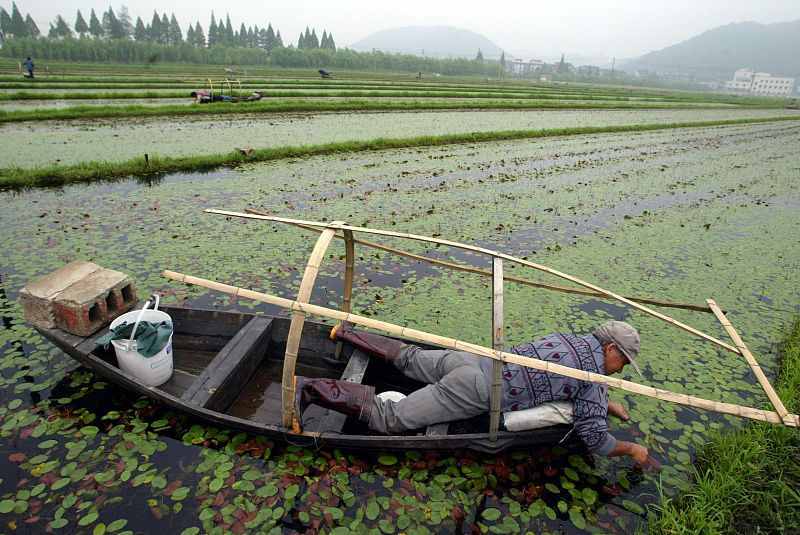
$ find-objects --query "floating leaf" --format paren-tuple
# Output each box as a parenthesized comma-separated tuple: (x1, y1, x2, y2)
(78, 511, 98, 527)
(377, 455, 397, 466)
(366, 500, 380, 521)
(284, 484, 299, 499)
(38, 439, 58, 449)
(481, 508, 501, 521)
(0, 500, 14, 513)
(180, 528, 200, 535)
(622, 499, 645, 515)
(107, 519, 128, 532)
(93, 523, 107, 535)
(569, 508, 586, 529)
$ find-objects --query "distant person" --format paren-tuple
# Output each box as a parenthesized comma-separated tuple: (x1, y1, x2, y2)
(23, 57, 34, 79)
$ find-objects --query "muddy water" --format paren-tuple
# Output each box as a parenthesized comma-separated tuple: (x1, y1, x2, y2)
(1, 107, 797, 169)
(1, 122, 799, 533)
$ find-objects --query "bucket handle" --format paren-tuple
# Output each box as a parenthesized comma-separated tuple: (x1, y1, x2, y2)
(129, 294, 160, 343)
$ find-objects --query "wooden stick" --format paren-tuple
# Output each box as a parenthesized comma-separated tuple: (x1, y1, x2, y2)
(334, 229, 355, 361)
(162, 270, 799, 428)
(208, 209, 739, 354)
(707, 299, 793, 425)
(489, 258, 504, 442)
(244, 208, 715, 314)
(281, 226, 338, 428)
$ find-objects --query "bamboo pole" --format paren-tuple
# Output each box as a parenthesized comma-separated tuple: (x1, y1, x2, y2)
(707, 299, 793, 425)
(207, 209, 739, 355)
(281, 226, 338, 428)
(334, 229, 356, 360)
(244, 208, 715, 314)
(489, 258, 504, 442)
(162, 270, 800, 428)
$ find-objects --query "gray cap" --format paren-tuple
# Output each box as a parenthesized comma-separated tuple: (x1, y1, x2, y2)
(595, 320, 642, 377)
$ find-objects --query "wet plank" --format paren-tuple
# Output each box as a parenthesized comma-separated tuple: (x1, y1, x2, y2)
(181, 317, 272, 411)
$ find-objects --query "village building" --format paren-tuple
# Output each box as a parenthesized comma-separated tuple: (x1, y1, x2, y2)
(725, 68, 795, 97)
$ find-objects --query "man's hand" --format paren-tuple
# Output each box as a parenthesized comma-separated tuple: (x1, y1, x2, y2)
(608, 401, 630, 421)
(629, 443, 649, 464)
(608, 441, 660, 471)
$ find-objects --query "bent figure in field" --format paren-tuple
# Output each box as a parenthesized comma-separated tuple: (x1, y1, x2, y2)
(296, 320, 659, 467)
(190, 90, 263, 103)
(23, 57, 34, 79)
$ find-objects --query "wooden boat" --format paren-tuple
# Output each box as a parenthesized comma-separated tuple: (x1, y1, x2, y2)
(32, 209, 798, 455)
(36, 306, 570, 453)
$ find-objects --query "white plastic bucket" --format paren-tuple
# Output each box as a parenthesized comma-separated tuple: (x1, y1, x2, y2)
(110, 296, 173, 387)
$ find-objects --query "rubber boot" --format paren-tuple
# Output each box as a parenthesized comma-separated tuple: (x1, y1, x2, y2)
(295, 376, 376, 425)
(330, 324, 406, 363)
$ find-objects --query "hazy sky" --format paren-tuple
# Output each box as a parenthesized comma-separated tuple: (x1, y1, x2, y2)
(9, 0, 800, 61)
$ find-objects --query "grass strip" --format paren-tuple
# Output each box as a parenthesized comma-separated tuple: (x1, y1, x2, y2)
(2, 115, 799, 190)
(0, 99, 776, 124)
(649, 319, 800, 534)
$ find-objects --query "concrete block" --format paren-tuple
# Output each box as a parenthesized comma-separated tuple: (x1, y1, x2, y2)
(21, 262, 137, 336)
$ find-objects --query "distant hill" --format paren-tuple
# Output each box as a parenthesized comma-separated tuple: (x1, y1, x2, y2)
(628, 20, 800, 80)
(350, 26, 503, 59)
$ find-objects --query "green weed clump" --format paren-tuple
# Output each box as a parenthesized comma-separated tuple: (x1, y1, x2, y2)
(2, 115, 800, 189)
(649, 320, 800, 535)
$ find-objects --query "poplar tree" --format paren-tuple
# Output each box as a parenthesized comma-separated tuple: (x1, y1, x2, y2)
(49, 15, 72, 38)
(25, 14, 39, 37)
(310, 28, 319, 48)
(185, 23, 195, 45)
(88, 9, 103, 38)
(275, 30, 283, 48)
(74, 10, 88, 37)
(133, 17, 146, 41)
(118, 6, 133, 38)
(475, 49, 483, 61)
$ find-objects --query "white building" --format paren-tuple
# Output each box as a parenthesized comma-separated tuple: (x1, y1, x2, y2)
(506, 58, 545, 76)
(725, 69, 795, 97)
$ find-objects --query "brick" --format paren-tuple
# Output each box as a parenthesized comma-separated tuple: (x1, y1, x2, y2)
(21, 262, 137, 336)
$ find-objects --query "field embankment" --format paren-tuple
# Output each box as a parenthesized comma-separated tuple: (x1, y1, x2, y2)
(650, 320, 800, 534)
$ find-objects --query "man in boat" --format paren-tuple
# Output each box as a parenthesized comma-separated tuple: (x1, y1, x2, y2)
(297, 320, 658, 467)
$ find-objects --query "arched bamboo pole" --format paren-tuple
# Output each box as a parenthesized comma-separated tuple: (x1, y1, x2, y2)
(206, 209, 739, 355)
(162, 270, 800, 429)
(244, 208, 715, 314)
(281, 225, 338, 428)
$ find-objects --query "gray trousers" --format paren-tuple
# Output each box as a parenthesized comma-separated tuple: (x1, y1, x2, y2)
(367, 346, 490, 433)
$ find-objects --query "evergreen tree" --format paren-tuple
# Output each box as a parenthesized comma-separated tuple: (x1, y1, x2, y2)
(50, 15, 72, 38)
(185, 23, 195, 46)
(475, 49, 483, 61)
(103, 7, 125, 39)
(224, 14, 233, 45)
(24, 14, 39, 37)
(133, 17, 147, 41)
(265, 24, 276, 51)
(238, 22, 247, 47)
(88, 9, 103, 38)
(149, 11, 162, 43)
(499, 51, 505, 77)
(327, 31, 335, 50)
(74, 10, 88, 37)
(161, 14, 169, 44)
(297, 31, 305, 49)
(557, 53, 567, 73)
(310, 28, 319, 48)
(9, 2, 27, 37)
(275, 30, 283, 48)
(207, 13, 217, 47)
(169, 14, 182, 44)
(193, 22, 205, 47)
(118, 6, 133, 39)
(250, 25, 258, 48)
(0, 8, 11, 38)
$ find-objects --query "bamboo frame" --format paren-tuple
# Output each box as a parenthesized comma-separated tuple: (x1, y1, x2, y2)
(334, 229, 356, 361)
(281, 226, 338, 428)
(208, 209, 738, 355)
(161, 270, 800, 428)
(707, 299, 793, 425)
(244, 208, 715, 314)
(489, 258, 504, 441)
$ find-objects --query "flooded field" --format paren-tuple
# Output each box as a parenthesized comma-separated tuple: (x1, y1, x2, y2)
(2, 107, 797, 168)
(1, 121, 799, 533)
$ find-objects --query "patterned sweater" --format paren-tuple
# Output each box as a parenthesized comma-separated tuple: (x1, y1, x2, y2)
(481, 332, 616, 456)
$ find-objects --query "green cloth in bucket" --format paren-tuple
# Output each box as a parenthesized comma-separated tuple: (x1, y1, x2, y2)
(96, 320, 172, 358)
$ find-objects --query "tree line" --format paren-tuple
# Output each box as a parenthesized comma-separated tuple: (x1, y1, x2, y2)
(0, 3, 331, 52)
(0, 3, 502, 76)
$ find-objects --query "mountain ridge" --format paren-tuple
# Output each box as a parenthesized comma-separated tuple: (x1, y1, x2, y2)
(349, 26, 503, 59)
